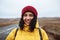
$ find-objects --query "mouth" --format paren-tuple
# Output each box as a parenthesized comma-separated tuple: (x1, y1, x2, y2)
(24, 19, 31, 25)
(26, 20, 30, 23)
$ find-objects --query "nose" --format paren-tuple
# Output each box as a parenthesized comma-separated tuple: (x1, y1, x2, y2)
(26, 15, 30, 20)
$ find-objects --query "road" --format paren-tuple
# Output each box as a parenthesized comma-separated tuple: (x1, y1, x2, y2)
(0, 24, 18, 40)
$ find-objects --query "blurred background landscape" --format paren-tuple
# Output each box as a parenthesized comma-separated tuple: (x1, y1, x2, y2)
(0, 0, 60, 40)
(0, 17, 60, 40)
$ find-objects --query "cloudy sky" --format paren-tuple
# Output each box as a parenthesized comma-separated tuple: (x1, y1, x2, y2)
(0, 0, 60, 18)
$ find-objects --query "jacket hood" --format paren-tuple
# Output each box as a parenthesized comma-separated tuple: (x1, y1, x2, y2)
(23, 19, 39, 32)
(35, 20, 39, 28)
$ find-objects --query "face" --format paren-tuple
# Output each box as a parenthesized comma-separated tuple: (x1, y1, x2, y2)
(23, 12, 34, 26)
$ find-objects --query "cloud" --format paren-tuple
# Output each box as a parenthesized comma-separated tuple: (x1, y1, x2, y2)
(0, 0, 60, 18)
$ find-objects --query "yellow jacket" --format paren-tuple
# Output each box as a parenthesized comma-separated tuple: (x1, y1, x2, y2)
(6, 21, 49, 40)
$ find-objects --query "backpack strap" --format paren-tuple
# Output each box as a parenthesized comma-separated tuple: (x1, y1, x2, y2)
(38, 28, 43, 40)
(14, 28, 18, 40)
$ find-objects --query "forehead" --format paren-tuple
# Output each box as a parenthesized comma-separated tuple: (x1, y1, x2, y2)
(24, 12, 33, 14)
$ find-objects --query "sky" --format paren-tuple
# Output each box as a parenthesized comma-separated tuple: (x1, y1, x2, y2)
(0, 0, 60, 18)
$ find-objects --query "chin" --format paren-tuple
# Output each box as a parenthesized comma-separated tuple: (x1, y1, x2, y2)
(25, 23, 29, 26)
(26, 24, 29, 25)
(25, 22, 30, 26)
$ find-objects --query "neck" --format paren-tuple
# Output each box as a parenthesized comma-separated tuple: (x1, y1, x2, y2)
(23, 24, 29, 31)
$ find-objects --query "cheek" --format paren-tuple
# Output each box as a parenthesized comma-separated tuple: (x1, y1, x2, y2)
(23, 17, 27, 22)
(23, 17, 25, 21)
(31, 17, 34, 20)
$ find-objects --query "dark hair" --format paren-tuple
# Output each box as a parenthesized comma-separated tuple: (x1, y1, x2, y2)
(19, 11, 37, 32)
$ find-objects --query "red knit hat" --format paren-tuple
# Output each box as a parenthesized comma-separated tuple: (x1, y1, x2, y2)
(22, 6, 38, 16)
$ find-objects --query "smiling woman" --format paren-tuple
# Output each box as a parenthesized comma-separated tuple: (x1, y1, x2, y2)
(6, 5, 49, 40)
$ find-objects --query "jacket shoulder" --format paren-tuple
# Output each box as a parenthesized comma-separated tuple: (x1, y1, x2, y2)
(6, 28, 17, 40)
(40, 28, 49, 40)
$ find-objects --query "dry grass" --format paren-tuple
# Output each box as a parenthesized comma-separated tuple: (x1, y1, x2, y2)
(0, 18, 19, 26)
(38, 18, 60, 40)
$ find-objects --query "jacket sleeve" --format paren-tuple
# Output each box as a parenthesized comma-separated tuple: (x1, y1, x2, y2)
(41, 28, 49, 40)
(5, 28, 17, 40)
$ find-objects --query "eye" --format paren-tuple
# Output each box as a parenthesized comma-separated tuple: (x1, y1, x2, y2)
(29, 14, 33, 17)
(24, 14, 27, 17)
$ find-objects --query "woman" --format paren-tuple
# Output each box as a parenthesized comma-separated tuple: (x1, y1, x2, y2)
(6, 6, 49, 40)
